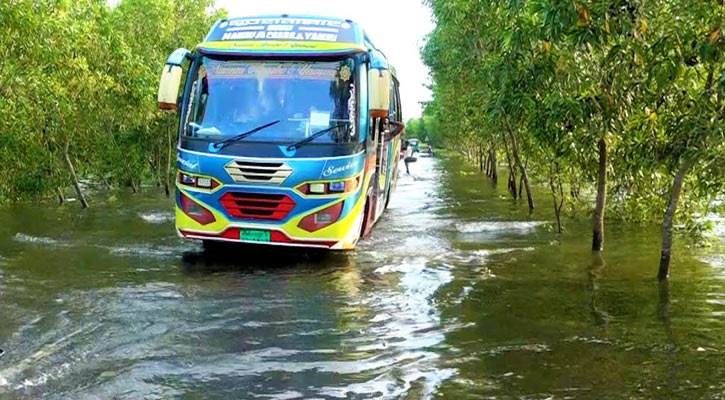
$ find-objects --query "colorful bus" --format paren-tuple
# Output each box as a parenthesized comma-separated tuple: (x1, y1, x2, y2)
(157, 15, 404, 250)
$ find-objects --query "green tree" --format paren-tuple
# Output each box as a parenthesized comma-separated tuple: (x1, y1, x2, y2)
(0, 0, 225, 206)
(422, 0, 725, 278)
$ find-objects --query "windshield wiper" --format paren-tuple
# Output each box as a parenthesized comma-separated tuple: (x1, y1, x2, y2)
(286, 123, 351, 151)
(210, 120, 280, 151)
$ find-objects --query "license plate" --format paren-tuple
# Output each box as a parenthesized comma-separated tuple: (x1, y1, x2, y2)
(240, 229, 270, 242)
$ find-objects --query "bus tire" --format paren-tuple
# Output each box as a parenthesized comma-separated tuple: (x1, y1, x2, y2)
(359, 196, 373, 238)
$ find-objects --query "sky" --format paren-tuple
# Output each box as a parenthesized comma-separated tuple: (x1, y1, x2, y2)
(215, 0, 435, 118)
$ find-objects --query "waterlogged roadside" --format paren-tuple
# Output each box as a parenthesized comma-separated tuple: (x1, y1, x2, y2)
(0, 154, 724, 399)
(434, 154, 725, 399)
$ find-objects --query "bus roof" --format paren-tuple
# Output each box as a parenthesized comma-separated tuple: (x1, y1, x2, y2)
(196, 14, 395, 75)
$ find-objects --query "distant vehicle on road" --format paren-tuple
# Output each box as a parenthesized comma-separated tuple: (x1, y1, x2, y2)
(157, 15, 405, 250)
(408, 138, 420, 153)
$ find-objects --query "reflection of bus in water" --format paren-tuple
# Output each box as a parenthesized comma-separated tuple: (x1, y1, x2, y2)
(157, 15, 404, 250)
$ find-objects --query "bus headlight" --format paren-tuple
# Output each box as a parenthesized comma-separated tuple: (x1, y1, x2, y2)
(296, 176, 360, 196)
(177, 172, 220, 190)
(309, 183, 326, 194)
(328, 181, 346, 192)
(298, 201, 344, 232)
(196, 177, 213, 188)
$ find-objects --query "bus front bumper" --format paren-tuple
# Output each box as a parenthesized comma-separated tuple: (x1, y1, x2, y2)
(174, 190, 365, 250)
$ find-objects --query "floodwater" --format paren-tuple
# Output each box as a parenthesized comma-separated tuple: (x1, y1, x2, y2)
(1, 155, 725, 399)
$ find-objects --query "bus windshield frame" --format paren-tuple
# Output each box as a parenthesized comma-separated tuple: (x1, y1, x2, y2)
(179, 54, 362, 155)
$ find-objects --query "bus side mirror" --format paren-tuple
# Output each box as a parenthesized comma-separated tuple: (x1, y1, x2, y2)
(157, 48, 190, 110)
(158, 64, 183, 110)
(368, 68, 391, 118)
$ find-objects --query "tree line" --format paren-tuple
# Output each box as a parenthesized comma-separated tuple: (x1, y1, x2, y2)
(0, 0, 224, 207)
(421, 0, 724, 279)
(405, 114, 440, 144)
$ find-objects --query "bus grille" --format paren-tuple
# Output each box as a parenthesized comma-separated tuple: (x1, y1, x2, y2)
(224, 160, 293, 184)
(219, 192, 295, 220)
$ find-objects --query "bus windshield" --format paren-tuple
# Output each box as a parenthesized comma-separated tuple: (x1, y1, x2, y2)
(183, 56, 359, 146)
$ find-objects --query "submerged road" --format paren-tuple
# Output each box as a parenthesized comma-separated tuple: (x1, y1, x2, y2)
(2, 155, 725, 399)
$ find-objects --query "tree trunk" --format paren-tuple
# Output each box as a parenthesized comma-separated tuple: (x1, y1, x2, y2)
(152, 159, 161, 187)
(478, 146, 484, 172)
(56, 187, 65, 205)
(658, 68, 716, 278)
(490, 148, 498, 183)
(484, 148, 490, 176)
(100, 175, 112, 191)
(658, 158, 692, 281)
(501, 133, 517, 198)
(164, 121, 172, 197)
(509, 130, 534, 210)
(63, 139, 89, 209)
(510, 172, 517, 197)
(519, 173, 524, 198)
(550, 176, 562, 234)
(592, 138, 607, 251)
(130, 178, 138, 194)
(156, 158, 162, 188)
(570, 179, 580, 200)
(150, 142, 161, 187)
(549, 162, 565, 234)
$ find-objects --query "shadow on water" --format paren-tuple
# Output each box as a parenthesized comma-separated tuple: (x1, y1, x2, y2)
(658, 279, 678, 353)
(588, 252, 610, 326)
(180, 243, 343, 275)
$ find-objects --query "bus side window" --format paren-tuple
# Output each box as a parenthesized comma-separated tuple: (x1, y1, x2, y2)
(389, 78, 402, 124)
(389, 81, 398, 123)
(394, 81, 402, 122)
